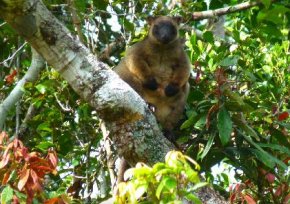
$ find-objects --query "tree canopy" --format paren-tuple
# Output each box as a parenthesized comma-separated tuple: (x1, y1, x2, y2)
(0, 0, 289, 203)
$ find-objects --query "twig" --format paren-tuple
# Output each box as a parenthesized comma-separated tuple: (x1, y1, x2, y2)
(0, 22, 6, 27)
(54, 93, 72, 112)
(85, 141, 92, 203)
(192, 0, 272, 20)
(0, 48, 45, 130)
(17, 103, 38, 139)
(100, 122, 116, 189)
(0, 42, 27, 66)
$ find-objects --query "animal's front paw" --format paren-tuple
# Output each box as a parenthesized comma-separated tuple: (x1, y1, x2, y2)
(143, 77, 158, 90)
(165, 83, 179, 97)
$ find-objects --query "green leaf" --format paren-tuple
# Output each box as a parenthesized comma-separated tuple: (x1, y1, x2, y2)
(35, 84, 46, 94)
(185, 169, 199, 183)
(189, 182, 208, 191)
(156, 179, 165, 199)
(36, 122, 52, 132)
(242, 134, 288, 170)
(232, 115, 260, 141)
(217, 107, 232, 146)
(135, 184, 148, 199)
(36, 141, 54, 151)
(123, 18, 134, 32)
(258, 143, 290, 155)
(180, 112, 199, 130)
(156, 177, 177, 199)
(199, 133, 215, 160)
(1, 186, 13, 204)
(152, 163, 166, 173)
(185, 193, 202, 204)
(251, 149, 275, 169)
(219, 56, 239, 66)
(93, 0, 108, 10)
(257, 5, 290, 24)
(164, 177, 177, 191)
(203, 31, 214, 43)
(260, 0, 271, 9)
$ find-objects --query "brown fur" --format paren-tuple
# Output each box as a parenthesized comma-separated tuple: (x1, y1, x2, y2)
(114, 16, 191, 132)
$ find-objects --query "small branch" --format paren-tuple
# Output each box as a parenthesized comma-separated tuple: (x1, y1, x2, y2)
(85, 141, 92, 203)
(0, 48, 45, 130)
(17, 103, 38, 139)
(67, 0, 85, 44)
(54, 93, 72, 112)
(0, 22, 6, 27)
(192, 0, 266, 20)
(0, 42, 27, 66)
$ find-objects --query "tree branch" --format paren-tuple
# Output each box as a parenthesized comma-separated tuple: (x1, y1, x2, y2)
(0, 48, 45, 130)
(192, 0, 268, 20)
(0, 0, 174, 165)
(67, 0, 85, 44)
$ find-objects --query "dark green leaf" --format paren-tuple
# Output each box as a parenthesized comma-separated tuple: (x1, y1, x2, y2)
(199, 133, 215, 159)
(203, 31, 214, 43)
(217, 107, 232, 146)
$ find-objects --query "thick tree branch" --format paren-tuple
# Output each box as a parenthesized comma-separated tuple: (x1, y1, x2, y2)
(192, 0, 269, 20)
(0, 49, 45, 129)
(0, 0, 174, 165)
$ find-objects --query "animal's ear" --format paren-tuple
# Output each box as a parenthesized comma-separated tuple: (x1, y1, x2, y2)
(173, 16, 183, 24)
(146, 16, 157, 25)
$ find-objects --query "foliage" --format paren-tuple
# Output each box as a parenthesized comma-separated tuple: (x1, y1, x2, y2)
(0, 0, 289, 203)
(116, 151, 206, 204)
(0, 131, 68, 204)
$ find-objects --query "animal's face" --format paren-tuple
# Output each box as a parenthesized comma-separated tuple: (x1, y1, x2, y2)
(147, 16, 182, 44)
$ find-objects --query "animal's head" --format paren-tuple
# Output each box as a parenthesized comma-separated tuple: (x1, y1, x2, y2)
(147, 16, 182, 45)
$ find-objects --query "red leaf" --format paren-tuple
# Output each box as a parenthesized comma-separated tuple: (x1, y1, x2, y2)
(284, 193, 290, 204)
(44, 198, 59, 204)
(30, 169, 39, 183)
(206, 104, 219, 129)
(265, 173, 275, 183)
(2, 171, 10, 185)
(34, 165, 52, 171)
(0, 131, 8, 145)
(0, 151, 11, 169)
(278, 112, 289, 121)
(47, 150, 58, 169)
(13, 139, 23, 148)
(18, 169, 30, 191)
(12, 195, 20, 204)
(230, 193, 236, 203)
(283, 157, 290, 164)
(243, 194, 256, 204)
(5, 69, 17, 84)
(30, 169, 42, 192)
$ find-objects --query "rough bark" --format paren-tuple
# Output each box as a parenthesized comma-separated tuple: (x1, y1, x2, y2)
(0, 0, 174, 166)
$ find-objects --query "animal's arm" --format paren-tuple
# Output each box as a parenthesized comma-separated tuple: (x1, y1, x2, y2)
(171, 57, 191, 86)
(126, 51, 158, 90)
(165, 56, 190, 97)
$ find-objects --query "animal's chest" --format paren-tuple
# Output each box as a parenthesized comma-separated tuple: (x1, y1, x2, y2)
(148, 53, 176, 81)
